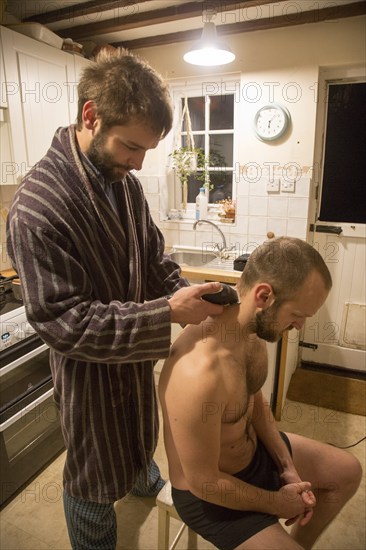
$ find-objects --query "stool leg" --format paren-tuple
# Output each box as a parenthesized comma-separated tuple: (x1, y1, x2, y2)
(158, 507, 170, 550)
(187, 527, 198, 549)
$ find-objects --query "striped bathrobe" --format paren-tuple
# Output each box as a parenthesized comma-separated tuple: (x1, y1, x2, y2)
(6, 126, 188, 503)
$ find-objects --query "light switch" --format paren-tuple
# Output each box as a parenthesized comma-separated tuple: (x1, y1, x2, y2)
(266, 179, 280, 193)
(280, 180, 295, 193)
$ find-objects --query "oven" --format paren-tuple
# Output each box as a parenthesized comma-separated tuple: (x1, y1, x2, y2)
(0, 279, 65, 507)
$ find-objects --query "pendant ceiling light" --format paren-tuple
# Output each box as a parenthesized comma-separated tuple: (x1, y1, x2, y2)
(183, 12, 235, 67)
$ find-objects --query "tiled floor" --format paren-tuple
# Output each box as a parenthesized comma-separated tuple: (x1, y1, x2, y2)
(1, 399, 365, 550)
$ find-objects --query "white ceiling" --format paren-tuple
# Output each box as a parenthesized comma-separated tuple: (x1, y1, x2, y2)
(2, 0, 365, 50)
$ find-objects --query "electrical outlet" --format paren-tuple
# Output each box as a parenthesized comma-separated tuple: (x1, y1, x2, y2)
(280, 180, 295, 193)
(266, 179, 280, 193)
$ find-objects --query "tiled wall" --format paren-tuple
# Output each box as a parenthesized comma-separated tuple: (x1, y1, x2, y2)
(1, 171, 311, 273)
(140, 172, 311, 255)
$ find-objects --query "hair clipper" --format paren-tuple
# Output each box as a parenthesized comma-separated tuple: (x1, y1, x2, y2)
(202, 283, 239, 305)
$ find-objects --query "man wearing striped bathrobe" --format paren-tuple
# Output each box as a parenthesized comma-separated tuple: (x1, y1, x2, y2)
(6, 48, 223, 549)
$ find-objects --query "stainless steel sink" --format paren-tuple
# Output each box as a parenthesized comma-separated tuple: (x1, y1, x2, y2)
(168, 250, 217, 267)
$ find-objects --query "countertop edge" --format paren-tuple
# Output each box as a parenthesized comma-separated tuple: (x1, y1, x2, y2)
(180, 266, 241, 283)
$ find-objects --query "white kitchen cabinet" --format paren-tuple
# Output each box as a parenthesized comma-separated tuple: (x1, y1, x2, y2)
(74, 53, 92, 80)
(0, 38, 16, 185)
(0, 43, 8, 109)
(0, 26, 90, 183)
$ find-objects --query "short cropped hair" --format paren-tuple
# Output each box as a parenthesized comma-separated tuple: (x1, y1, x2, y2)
(76, 48, 173, 138)
(238, 237, 332, 301)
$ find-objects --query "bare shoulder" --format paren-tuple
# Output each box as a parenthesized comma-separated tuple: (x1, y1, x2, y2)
(160, 324, 229, 399)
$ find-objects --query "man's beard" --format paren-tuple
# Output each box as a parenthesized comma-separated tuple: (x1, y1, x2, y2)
(252, 302, 284, 342)
(86, 131, 129, 183)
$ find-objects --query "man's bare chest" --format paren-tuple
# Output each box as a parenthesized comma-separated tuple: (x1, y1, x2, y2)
(222, 340, 267, 425)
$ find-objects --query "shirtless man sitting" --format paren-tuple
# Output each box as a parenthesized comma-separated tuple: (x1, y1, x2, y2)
(159, 237, 362, 550)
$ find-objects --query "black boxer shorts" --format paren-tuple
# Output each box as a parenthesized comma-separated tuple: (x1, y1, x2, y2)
(172, 432, 292, 550)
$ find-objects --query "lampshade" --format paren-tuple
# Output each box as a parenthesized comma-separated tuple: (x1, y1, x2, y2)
(183, 21, 235, 66)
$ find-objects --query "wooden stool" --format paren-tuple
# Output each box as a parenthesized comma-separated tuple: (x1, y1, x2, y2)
(156, 480, 198, 550)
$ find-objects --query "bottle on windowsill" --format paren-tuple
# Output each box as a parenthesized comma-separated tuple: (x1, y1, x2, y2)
(195, 187, 208, 220)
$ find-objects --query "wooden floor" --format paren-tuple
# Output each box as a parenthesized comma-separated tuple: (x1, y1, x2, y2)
(287, 366, 366, 416)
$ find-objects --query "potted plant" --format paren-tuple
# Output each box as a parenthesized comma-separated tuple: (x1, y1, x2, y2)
(218, 198, 236, 222)
(169, 147, 226, 210)
(169, 146, 206, 210)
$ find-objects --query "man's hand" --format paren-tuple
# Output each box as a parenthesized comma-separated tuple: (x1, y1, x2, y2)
(275, 481, 316, 527)
(168, 282, 224, 325)
(280, 469, 316, 527)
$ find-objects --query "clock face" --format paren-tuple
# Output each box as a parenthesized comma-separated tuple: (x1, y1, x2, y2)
(254, 104, 290, 141)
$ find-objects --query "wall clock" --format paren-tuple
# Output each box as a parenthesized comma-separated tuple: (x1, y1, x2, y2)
(254, 103, 291, 141)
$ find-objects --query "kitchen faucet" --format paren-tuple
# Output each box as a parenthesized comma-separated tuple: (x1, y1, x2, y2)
(193, 219, 228, 255)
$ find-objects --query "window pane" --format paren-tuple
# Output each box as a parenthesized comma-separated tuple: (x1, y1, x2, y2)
(176, 90, 234, 207)
(186, 171, 233, 204)
(182, 134, 204, 150)
(210, 134, 233, 166)
(209, 172, 233, 202)
(319, 82, 366, 223)
(210, 95, 234, 130)
(181, 97, 205, 131)
(187, 173, 203, 203)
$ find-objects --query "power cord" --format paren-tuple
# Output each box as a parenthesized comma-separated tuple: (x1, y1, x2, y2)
(328, 436, 366, 449)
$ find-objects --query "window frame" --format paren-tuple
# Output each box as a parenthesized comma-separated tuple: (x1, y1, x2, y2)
(168, 75, 240, 215)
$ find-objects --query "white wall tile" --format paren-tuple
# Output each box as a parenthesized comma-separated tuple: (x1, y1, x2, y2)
(163, 228, 180, 247)
(267, 218, 288, 237)
(236, 178, 250, 197)
(248, 216, 267, 236)
(138, 175, 148, 192)
(236, 195, 249, 216)
(145, 193, 159, 212)
(268, 196, 289, 218)
(249, 196, 268, 217)
(249, 179, 267, 196)
(295, 177, 311, 198)
(148, 176, 159, 194)
(288, 197, 309, 218)
(235, 215, 249, 236)
(287, 218, 308, 239)
(179, 229, 196, 247)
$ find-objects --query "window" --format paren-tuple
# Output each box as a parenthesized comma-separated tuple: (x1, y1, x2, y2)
(178, 92, 236, 204)
(319, 81, 366, 224)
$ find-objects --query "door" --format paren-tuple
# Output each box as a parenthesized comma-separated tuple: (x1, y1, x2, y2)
(302, 66, 366, 373)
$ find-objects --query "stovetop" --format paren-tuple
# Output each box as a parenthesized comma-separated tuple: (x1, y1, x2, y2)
(1, 289, 34, 353)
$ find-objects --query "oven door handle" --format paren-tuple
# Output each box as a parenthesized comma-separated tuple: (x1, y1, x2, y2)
(0, 343, 48, 376)
(0, 388, 55, 432)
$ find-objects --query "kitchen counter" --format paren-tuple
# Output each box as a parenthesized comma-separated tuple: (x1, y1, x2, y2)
(1, 267, 242, 285)
(1, 269, 17, 278)
(180, 265, 241, 284)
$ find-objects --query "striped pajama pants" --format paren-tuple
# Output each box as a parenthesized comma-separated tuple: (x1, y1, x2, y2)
(63, 460, 164, 549)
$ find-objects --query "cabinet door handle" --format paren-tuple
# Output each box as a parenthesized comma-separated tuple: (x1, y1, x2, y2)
(0, 388, 54, 432)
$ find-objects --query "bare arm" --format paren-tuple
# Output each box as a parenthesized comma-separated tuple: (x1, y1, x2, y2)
(252, 390, 294, 473)
(252, 390, 316, 525)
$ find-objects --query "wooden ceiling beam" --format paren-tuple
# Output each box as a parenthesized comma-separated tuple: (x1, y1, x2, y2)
(21, 1, 366, 49)
(24, 0, 153, 24)
(55, 2, 277, 39)
(112, 1, 366, 50)
(24, 1, 280, 25)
